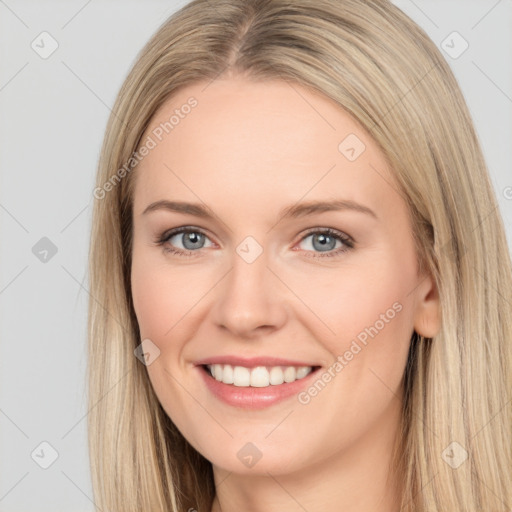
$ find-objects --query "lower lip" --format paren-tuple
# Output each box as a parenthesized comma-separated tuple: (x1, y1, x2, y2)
(197, 366, 320, 410)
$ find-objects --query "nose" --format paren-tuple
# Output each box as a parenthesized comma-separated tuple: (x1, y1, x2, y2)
(211, 245, 289, 339)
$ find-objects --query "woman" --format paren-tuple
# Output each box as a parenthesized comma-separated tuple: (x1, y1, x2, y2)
(88, 0, 512, 510)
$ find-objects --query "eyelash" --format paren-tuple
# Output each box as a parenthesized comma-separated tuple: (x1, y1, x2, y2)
(155, 226, 354, 259)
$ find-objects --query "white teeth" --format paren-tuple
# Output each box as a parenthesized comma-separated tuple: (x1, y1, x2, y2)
(283, 366, 296, 382)
(233, 366, 250, 387)
(222, 364, 234, 384)
(269, 366, 284, 385)
(213, 364, 223, 382)
(206, 364, 313, 387)
(296, 366, 310, 379)
(250, 366, 270, 387)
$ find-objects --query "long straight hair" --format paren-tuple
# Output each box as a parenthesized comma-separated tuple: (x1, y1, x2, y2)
(88, 1, 512, 510)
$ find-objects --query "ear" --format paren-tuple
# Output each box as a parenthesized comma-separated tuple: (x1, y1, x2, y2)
(413, 273, 441, 338)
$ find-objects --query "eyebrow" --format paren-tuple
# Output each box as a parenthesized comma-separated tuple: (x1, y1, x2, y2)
(142, 199, 377, 221)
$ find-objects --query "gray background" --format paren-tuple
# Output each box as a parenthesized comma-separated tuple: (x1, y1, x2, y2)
(0, 1, 511, 510)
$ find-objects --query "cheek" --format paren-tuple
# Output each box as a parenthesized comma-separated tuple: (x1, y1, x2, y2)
(299, 254, 416, 382)
(131, 247, 204, 340)
(130, 245, 195, 360)
(131, 262, 171, 339)
(301, 259, 411, 331)
(131, 251, 197, 424)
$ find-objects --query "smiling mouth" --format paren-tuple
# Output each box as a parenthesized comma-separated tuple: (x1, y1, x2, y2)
(202, 364, 321, 388)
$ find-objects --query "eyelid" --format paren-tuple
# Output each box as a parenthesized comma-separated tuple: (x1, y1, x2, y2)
(294, 227, 354, 258)
(299, 226, 353, 244)
(156, 225, 354, 258)
(158, 225, 213, 242)
(157, 226, 216, 253)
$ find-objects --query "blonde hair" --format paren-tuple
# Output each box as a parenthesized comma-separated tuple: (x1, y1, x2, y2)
(88, 0, 512, 510)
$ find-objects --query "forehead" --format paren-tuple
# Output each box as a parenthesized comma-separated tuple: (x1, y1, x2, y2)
(133, 77, 400, 219)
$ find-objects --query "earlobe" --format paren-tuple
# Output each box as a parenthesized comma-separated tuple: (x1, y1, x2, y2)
(413, 274, 441, 338)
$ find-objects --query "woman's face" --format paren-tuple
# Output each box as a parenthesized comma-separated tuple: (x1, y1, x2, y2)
(130, 77, 439, 476)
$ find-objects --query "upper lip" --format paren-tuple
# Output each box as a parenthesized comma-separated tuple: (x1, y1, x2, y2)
(195, 355, 319, 368)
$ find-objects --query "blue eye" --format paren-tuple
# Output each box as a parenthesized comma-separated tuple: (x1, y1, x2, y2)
(297, 228, 353, 258)
(156, 227, 354, 258)
(158, 227, 213, 255)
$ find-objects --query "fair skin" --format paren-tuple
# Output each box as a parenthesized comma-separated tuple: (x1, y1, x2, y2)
(130, 76, 440, 512)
